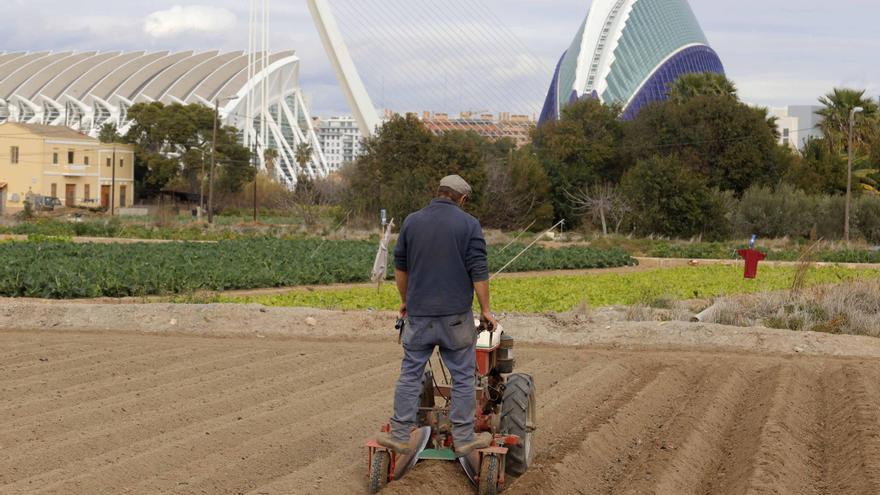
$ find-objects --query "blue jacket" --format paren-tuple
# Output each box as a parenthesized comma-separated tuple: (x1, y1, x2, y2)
(394, 198, 488, 316)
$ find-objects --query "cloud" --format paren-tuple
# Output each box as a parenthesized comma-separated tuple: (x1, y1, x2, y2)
(144, 5, 236, 38)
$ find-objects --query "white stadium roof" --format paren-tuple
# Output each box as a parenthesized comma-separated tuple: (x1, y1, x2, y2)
(0, 50, 329, 185)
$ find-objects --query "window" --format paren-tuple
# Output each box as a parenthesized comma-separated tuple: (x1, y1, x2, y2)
(67, 150, 74, 164)
(84, 184, 90, 200)
(84, 156, 89, 165)
(53, 152, 59, 164)
(106, 157, 111, 167)
(10, 146, 19, 164)
(119, 158, 124, 168)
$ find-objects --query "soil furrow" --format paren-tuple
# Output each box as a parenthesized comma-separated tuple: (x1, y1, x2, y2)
(0, 350, 392, 480)
(17, 361, 400, 494)
(819, 364, 880, 494)
(741, 363, 824, 495)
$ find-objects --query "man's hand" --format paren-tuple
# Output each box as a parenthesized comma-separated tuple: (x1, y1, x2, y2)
(399, 303, 407, 318)
(480, 310, 499, 331)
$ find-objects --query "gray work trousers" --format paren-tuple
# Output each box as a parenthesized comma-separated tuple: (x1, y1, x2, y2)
(390, 311, 477, 448)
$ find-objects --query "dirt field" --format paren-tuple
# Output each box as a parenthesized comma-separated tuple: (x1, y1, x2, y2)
(3, 303, 880, 494)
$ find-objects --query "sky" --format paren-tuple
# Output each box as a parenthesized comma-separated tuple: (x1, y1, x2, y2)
(1, 0, 877, 117)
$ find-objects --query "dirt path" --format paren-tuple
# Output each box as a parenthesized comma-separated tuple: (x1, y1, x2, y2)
(4, 302, 880, 494)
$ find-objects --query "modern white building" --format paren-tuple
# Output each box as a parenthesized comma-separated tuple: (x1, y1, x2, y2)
(540, 0, 724, 123)
(768, 105, 823, 150)
(315, 116, 363, 171)
(0, 50, 329, 187)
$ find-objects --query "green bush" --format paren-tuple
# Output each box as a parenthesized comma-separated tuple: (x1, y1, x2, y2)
(855, 195, 880, 244)
(621, 156, 730, 240)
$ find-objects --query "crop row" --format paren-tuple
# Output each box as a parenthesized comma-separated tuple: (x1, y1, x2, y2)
(0, 239, 635, 299)
(647, 242, 880, 264)
(227, 265, 880, 313)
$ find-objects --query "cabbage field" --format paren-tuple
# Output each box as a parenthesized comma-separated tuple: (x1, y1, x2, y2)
(0, 239, 635, 299)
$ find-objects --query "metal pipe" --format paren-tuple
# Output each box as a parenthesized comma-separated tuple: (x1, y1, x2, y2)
(845, 106, 864, 243)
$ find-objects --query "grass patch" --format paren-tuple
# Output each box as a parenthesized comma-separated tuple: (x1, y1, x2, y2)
(223, 265, 880, 313)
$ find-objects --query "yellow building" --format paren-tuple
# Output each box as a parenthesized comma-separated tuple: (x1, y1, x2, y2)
(0, 123, 135, 215)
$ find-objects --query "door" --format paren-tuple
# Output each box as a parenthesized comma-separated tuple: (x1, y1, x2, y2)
(119, 186, 127, 208)
(0, 186, 6, 216)
(101, 185, 110, 209)
(65, 184, 76, 207)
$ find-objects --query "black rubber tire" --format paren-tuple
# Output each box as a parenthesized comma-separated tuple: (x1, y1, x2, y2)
(478, 454, 500, 495)
(368, 450, 391, 493)
(500, 373, 535, 476)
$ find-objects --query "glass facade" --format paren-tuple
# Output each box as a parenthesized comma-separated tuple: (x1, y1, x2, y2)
(602, 0, 709, 105)
(621, 45, 724, 120)
(539, 0, 723, 125)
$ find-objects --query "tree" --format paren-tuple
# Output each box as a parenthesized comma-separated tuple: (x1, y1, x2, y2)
(565, 183, 630, 236)
(98, 122, 121, 143)
(480, 145, 554, 231)
(290, 174, 324, 227)
(295, 142, 313, 174)
(784, 137, 847, 195)
(532, 98, 626, 224)
(264, 148, 279, 179)
(666, 72, 738, 103)
(621, 155, 729, 239)
(816, 88, 879, 154)
(626, 95, 790, 195)
(124, 102, 252, 199)
(345, 114, 489, 222)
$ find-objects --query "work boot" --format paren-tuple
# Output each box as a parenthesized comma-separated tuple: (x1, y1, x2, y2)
(454, 432, 493, 457)
(375, 432, 412, 455)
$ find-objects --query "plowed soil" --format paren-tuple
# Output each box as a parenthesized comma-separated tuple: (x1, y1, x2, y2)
(3, 304, 880, 494)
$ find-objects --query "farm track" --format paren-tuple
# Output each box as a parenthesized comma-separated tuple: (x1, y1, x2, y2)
(3, 330, 880, 494)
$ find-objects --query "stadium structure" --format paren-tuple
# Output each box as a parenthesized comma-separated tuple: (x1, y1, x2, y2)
(539, 0, 725, 123)
(0, 50, 328, 185)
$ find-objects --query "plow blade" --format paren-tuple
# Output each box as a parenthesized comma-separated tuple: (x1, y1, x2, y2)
(392, 426, 431, 480)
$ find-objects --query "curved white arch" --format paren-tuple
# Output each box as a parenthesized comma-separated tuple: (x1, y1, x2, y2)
(161, 51, 241, 103)
(187, 53, 249, 102)
(41, 52, 118, 100)
(0, 52, 70, 97)
(138, 51, 218, 102)
(116, 51, 193, 100)
(17, 52, 94, 99)
(65, 52, 142, 98)
(91, 52, 167, 100)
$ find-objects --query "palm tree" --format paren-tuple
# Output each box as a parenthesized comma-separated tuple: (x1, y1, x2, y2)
(295, 142, 313, 175)
(816, 88, 879, 154)
(666, 73, 738, 103)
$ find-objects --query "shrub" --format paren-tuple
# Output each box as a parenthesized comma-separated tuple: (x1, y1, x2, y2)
(855, 195, 880, 244)
(621, 155, 729, 239)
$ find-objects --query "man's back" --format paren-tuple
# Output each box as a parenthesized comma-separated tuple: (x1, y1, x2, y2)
(394, 198, 488, 317)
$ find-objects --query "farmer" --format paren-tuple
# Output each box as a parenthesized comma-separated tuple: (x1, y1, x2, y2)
(376, 174, 499, 457)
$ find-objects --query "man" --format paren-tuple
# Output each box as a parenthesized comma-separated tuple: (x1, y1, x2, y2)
(377, 174, 499, 457)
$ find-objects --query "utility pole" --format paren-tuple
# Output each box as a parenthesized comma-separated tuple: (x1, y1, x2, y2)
(253, 142, 258, 223)
(199, 149, 206, 216)
(845, 106, 864, 243)
(208, 99, 219, 224)
(110, 146, 116, 216)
